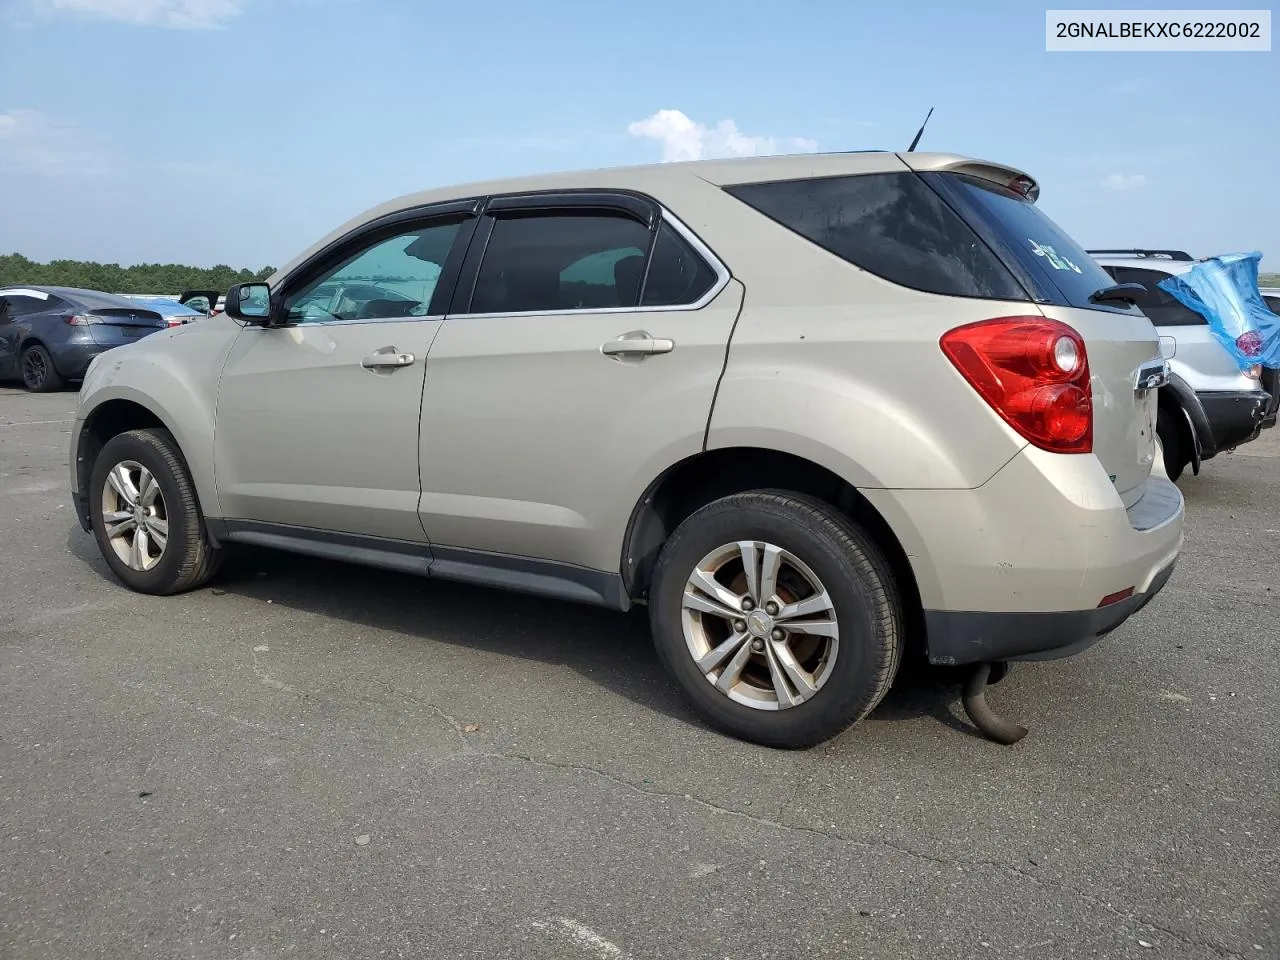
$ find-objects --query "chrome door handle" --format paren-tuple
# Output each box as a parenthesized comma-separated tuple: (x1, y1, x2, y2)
(361, 349, 416, 369)
(600, 331, 674, 357)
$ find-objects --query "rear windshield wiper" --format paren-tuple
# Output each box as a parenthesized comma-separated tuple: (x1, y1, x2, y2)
(1089, 282, 1146, 306)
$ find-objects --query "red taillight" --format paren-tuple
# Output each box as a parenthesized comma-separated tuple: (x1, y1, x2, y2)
(941, 316, 1093, 454)
(64, 314, 91, 326)
(167, 318, 182, 327)
(1008, 175, 1040, 201)
(1236, 331, 1263, 357)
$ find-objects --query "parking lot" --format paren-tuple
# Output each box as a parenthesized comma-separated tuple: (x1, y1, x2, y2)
(0, 386, 1275, 960)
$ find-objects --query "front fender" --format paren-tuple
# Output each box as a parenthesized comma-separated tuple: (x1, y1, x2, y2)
(75, 318, 241, 521)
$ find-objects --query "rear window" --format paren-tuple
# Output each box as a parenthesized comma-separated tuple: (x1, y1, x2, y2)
(724, 173, 1027, 301)
(930, 173, 1141, 315)
(1101, 265, 1206, 326)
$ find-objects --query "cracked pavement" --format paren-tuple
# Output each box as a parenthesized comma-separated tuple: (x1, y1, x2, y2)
(1, 387, 1276, 960)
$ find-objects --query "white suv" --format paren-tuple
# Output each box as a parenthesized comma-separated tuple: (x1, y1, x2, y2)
(1091, 250, 1278, 480)
(70, 152, 1184, 747)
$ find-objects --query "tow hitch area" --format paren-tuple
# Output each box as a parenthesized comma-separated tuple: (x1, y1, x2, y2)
(962, 662, 1028, 745)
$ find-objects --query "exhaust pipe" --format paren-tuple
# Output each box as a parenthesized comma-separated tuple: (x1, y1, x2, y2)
(962, 663, 1028, 745)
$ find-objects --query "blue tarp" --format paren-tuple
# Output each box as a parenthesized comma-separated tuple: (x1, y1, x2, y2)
(1157, 252, 1280, 370)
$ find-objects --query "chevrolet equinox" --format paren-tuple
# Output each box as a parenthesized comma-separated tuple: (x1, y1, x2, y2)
(70, 152, 1185, 747)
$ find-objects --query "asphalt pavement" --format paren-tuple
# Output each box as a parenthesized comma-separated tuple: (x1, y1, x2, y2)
(1, 386, 1276, 960)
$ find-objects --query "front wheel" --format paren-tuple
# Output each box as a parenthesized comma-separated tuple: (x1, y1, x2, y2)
(88, 428, 221, 595)
(649, 491, 903, 749)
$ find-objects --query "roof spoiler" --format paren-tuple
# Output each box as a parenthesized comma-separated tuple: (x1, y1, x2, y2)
(897, 154, 1040, 202)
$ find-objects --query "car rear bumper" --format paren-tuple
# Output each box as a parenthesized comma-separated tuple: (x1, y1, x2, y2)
(1197, 388, 1271, 453)
(1259, 367, 1279, 429)
(924, 558, 1176, 664)
(861, 446, 1184, 666)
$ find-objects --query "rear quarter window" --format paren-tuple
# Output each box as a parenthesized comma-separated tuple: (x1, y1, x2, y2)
(724, 173, 1028, 301)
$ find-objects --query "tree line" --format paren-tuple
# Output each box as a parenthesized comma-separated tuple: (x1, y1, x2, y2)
(0, 253, 275, 295)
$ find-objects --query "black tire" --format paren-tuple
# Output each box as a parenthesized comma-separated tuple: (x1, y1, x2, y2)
(88, 428, 221, 595)
(649, 490, 903, 749)
(20, 344, 64, 392)
(1157, 408, 1187, 482)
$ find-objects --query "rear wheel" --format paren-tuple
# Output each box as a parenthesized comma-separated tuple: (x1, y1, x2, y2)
(20, 344, 64, 392)
(1157, 407, 1187, 482)
(649, 491, 902, 749)
(89, 428, 221, 595)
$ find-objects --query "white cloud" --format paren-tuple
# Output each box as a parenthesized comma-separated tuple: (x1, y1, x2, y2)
(0, 109, 113, 177)
(627, 109, 818, 163)
(1103, 173, 1147, 191)
(37, 0, 245, 29)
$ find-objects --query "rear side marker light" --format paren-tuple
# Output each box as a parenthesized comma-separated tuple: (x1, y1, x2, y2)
(1098, 587, 1135, 608)
(940, 316, 1093, 454)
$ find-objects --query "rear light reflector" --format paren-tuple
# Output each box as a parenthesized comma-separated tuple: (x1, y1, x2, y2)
(1098, 587, 1135, 608)
(1245, 364, 1262, 381)
(940, 316, 1093, 454)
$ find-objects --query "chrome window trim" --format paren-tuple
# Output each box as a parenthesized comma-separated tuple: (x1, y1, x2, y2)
(251, 313, 446, 330)
(448, 207, 731, 321)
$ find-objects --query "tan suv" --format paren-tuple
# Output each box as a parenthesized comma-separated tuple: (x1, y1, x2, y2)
(69, 152, 1184, 747)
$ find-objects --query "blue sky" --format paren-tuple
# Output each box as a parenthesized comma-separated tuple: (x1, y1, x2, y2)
(1, 0, 1276, 270)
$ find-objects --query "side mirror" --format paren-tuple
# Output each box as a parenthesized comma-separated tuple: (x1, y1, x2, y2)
(224, 283, 273, 324)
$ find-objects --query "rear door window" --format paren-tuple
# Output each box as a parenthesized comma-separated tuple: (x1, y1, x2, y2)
(468, 213, 652, 314)
(928, 173, 1142, 315)
(725, 173, 1027, 301)
(1102, 266, 1206, 326)
(1, 293, 56, 316)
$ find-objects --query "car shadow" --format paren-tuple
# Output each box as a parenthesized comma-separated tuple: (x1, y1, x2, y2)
(65, 526, 979, 739)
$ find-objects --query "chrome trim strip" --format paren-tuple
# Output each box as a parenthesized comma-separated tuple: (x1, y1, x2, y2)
(448, 207, 731, 321)
(296, 314, 443, 329)
(245, 314, 444, 330)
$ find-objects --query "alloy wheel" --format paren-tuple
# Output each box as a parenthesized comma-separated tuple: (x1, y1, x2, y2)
(21, 350, 47, 390)
(100, 460, 169, 571)
(681, 540, 839, 711)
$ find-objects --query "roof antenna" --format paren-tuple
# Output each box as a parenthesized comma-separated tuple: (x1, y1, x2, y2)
(906, 107, 934, 153)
